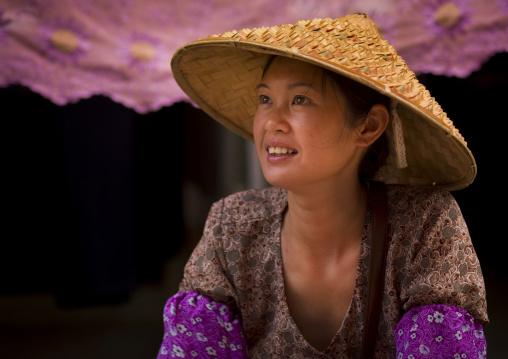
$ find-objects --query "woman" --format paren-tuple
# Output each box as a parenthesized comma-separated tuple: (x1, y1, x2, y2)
(159, 14, 488, 358)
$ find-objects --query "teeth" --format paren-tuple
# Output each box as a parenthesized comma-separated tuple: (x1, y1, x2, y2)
(268, 146, 295, 155)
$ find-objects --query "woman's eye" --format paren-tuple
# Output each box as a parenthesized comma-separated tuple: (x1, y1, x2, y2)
(293, 95, 309, 105)
(259, 95, 271, 104)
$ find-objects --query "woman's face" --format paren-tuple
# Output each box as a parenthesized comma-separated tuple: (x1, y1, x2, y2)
(253, 57, 366, 191)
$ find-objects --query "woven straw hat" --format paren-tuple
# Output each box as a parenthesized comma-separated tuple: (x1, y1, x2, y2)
(171, 13, 476, 191)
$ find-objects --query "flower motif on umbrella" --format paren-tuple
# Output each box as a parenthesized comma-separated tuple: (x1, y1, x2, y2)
(420, 0, 474, 38)
(37, 17, 90, 65)
(397, 0, 487, 77)
(116, 32, 169, 73)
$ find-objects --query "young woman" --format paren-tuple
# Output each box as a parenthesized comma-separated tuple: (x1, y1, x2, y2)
(159, 14, 488, 358)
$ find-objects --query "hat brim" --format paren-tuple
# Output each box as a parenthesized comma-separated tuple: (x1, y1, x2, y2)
(172, 37, 476, 191)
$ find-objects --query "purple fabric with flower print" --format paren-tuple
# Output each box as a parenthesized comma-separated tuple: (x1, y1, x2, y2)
(157, 291, 248, 359)
(395, 304, 487, 359)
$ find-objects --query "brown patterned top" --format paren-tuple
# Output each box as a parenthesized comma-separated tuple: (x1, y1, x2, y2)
(179, 185, 488, 358)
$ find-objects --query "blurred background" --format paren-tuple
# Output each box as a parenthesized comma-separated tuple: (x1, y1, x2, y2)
(1, 0, 507, 358)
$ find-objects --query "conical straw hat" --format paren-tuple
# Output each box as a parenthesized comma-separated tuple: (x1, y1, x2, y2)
(171, 13, 476, 191)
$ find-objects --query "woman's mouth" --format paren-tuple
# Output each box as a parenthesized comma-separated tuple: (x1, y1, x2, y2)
(267, 146, 297, 156)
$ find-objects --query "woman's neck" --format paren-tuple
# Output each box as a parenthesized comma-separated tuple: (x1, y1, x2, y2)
(282, 179, 368, 257)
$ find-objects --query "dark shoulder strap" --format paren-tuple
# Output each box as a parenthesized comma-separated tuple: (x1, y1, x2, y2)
(360, 181, 389, 358)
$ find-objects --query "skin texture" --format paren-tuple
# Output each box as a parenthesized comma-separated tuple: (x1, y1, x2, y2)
(253, 57, 389, 351)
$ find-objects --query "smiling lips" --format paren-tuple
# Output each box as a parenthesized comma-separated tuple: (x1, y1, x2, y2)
(268, 146, 297, 156)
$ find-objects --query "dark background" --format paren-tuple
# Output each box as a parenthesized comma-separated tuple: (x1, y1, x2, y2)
(1, 52, 507, 358)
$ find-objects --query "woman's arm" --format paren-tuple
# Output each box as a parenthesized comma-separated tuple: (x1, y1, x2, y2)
(157, 291, 248, 358)
(394, 190, 488, 358)
(395, 304, 486, 358)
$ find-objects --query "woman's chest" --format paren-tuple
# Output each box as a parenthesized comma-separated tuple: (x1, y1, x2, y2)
(282, 250, 360, 351)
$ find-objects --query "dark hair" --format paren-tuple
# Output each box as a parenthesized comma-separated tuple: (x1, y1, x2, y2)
(322, 69, 390, 182)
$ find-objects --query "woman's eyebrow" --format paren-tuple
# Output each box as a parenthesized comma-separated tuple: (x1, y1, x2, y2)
(255, 83, 269, 90)
(288, 82, 316, 90)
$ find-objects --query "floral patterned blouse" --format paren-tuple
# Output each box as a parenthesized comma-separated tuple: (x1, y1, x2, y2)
(158, 185, 488, 358)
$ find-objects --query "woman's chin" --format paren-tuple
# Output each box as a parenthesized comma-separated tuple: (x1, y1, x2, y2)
(261, 173, 289, 189)
(262, 172, 304, 191)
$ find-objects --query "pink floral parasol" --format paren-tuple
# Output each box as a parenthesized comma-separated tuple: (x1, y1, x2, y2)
(0, 0, 506, 113)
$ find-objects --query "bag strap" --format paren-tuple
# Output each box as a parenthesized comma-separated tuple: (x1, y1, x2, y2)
(360, 181, 389, 358)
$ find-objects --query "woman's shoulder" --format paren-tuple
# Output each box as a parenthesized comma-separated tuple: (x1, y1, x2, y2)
(386, 184, 459, 215)
(384, 184, 466, 243)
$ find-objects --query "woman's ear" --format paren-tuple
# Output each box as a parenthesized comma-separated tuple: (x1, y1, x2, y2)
(356, 104, 389, 147)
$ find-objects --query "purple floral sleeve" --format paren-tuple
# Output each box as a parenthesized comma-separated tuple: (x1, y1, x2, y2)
(395, 304, 487, 358)
(157, 291, 248, 358)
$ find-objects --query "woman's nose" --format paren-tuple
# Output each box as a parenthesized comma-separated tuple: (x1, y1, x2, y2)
(264, 105, 291, 133)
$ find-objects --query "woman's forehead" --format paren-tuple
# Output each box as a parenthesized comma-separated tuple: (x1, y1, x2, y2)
(260, 57, 330, 90)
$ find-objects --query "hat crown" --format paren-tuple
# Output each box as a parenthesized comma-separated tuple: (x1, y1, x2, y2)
(171, 13, 475, 190)
(201, 14, 463, 144)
